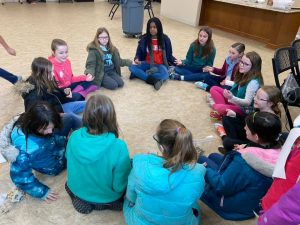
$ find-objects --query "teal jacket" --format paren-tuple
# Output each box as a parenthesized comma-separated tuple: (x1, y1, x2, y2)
(66, 128, 131, 203)
(183, 42, 216, 67)
(123, 154, 206, 225)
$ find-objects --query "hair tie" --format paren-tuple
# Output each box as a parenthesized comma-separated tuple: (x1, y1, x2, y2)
(252, 112, 258, 124)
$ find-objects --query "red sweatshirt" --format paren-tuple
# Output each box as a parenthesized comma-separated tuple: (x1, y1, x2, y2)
(48, 56, 86, 88)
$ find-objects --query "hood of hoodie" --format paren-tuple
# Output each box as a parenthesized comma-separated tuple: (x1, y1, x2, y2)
(132, 154, 196, 195)
(13, 79, 35, 96)
(0, 116, 20, 162)
(68, 127, 120, 164)
(241, 152, 274, 177)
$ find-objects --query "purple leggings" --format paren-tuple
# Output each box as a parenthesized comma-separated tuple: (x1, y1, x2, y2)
(210, 86, 244, 116)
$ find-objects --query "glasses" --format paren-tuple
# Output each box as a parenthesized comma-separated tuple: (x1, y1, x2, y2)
(239, 60, 251, 67)
(98, 36, 109, 40)
(153, 134, 160, 144)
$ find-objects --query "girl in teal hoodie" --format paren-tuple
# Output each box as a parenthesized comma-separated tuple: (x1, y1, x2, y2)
(65, 94, 131, 214)
(123, 119, 206, 225)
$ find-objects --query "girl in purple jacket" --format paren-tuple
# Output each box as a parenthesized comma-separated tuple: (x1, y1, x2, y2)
(258, 180, 300, 225)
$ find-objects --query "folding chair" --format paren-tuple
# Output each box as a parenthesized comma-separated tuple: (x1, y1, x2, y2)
(108, 0, 120, 20)
(144, 0, 154, 18)
(272, 47, 300, 129)
(292, 39, 300, 75)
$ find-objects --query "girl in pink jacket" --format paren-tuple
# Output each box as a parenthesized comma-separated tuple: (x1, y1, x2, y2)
(48, 39, 98, 100)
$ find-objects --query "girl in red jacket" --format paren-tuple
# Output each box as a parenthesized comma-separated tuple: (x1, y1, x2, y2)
(48, 39, 98, 100)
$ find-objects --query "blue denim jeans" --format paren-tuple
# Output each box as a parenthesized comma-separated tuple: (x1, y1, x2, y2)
(56, 113, 83, 136)
(174, 65, 203, 76)
(198, 153, 224, 170)
(62, 101, 86, 125)
(62, 101, 86, 114)
(129, 61, 169, 81)
(0, 68, 19, 84)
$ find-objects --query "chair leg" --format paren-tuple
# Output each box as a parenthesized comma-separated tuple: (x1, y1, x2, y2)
(109, 4, 119, 20)
(283, 103, 294, 129)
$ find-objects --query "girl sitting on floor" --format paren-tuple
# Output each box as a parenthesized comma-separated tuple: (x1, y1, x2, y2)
(49, 39, 97, 100)
(198, 112, 282, 221)
(1, 102, 69, 202)
(209, 51, 264, 120)
(65, 94, 131, 214)
(123, 119, 206, 225)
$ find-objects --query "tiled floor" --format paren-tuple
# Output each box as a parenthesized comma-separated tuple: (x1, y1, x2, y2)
(0, 1, 296, 225)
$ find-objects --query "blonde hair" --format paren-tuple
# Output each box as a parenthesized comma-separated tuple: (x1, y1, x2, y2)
(260, 86, 281, 117)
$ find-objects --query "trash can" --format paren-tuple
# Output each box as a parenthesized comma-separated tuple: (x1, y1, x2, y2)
(121, 0, 144, 37)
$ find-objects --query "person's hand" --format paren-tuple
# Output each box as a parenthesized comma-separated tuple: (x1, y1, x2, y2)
(220, 80, 226, 86)
(134, 58, 141, 65)
(86, 74, 94, 81)
(223, 89, 233, 99)
(6, 47, 16, 56)
(202, 162, 208, 167)
(226, 109, 236, 117)
(234, 144, 246, 151)
(64, 88, 72, 98)
(44, 191, 58, 203)
(203, 66, 213, 73)
(174, 59, 182, 66)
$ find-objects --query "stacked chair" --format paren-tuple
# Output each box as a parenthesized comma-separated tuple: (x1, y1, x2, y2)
(272, 39, 300, 129)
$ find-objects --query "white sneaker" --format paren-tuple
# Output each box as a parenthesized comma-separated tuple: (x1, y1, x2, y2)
(195, 81, 208, 91)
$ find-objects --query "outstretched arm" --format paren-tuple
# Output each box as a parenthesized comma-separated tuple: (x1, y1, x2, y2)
(0, 35, 16, 56)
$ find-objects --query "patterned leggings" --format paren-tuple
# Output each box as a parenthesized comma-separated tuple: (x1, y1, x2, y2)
(65, 183, 124, 214)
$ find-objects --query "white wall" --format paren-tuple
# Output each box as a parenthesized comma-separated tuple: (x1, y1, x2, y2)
(160, 0, 202, 27)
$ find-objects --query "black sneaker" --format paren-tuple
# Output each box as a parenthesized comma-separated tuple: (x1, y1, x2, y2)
(129, 73, 136, 80)
(154, 79, 163, 90)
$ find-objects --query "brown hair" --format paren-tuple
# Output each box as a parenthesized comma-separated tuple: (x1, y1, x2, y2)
(234, 51, 264, 86)
(51, 39, 68, 52)
(83, 94, 119, 137)
(194, 26, 215, 59)
(90, 27, 115, 51)
(260, 86, 282, 117)
(231, 42, 245, 54)
(156, 119, 197, 174)
(29, 57, 57, 95)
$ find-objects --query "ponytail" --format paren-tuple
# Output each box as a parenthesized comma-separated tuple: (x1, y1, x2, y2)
(156, 119, 197, 175)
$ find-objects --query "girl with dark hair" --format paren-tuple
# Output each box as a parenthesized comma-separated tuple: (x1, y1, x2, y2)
(123, 119, 206, 225)
(209, 51, 264, 119)
(198, 112, 282, 221)
(85, 27, 132, 90)
(170, 26, 216, 82)
(3, 102, 67, 201)
(129, 17, 177, 90)
(65, 94, 131, 214)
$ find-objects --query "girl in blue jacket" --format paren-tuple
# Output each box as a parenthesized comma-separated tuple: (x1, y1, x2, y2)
(129, 17, 176, 90)
(198, 112, 282, 221)
(123, 119, 206, 225)
(9, 102, 67, 202)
